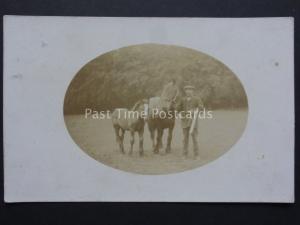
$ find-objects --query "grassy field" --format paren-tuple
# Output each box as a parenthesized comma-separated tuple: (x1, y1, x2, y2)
(64, 110, 247, 174)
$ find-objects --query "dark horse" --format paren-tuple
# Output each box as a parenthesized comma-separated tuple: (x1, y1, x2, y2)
(147, 96, 181, 154)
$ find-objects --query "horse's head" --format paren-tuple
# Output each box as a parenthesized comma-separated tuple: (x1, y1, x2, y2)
(161, 95, 181, 112)
(172, 95, 182, 111)
(131, 99, 149, 119)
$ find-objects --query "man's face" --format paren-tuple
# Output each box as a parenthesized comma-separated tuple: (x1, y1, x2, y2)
(185, 89, 193, 97)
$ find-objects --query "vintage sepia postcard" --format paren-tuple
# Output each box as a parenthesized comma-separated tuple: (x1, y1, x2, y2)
(3, 16, 294, 202)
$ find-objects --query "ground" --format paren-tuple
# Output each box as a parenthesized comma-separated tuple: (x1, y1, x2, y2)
(64, 110, 248, 174)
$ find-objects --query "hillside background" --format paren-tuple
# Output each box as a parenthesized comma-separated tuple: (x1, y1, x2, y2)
(64, 44, 248, 114)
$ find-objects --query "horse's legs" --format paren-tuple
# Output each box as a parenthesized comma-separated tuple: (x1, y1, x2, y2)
(138, 128, 144, 156)
(158, 120, 163, 149)
(166, 127, 173, 153)
(158, 130, 163, 149)
(148, 121, 156, 152)
(150, 129, 156, 152)
(154, 128, 163, 154)
(129, 131, 135, 155)
(114, 125, 124, 154)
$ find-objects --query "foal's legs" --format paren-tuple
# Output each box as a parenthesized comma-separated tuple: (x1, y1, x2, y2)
(114, 125, 124, 154)
(119, 128, 125, 153)
(129, 130, 135, 155)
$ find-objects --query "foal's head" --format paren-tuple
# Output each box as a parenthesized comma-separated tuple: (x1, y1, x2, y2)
(131, 99, 149, 119)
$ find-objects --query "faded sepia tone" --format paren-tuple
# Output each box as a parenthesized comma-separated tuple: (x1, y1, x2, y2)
(64, 43, 248, 174)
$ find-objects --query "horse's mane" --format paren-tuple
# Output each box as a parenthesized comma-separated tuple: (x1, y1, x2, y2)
(149, 96, 161, 109)
(131, 100, 141, 111)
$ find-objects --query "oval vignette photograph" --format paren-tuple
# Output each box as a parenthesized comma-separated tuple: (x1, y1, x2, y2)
(63, 43, 248, 175)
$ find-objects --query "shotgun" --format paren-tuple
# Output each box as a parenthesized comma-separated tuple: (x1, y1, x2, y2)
(189, 108, 199, 134)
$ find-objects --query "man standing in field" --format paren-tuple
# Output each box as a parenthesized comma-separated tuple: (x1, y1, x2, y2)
(179, 85, 204, 157)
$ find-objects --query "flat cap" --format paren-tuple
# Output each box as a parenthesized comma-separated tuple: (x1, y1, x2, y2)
(183, 85, 195, 90)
